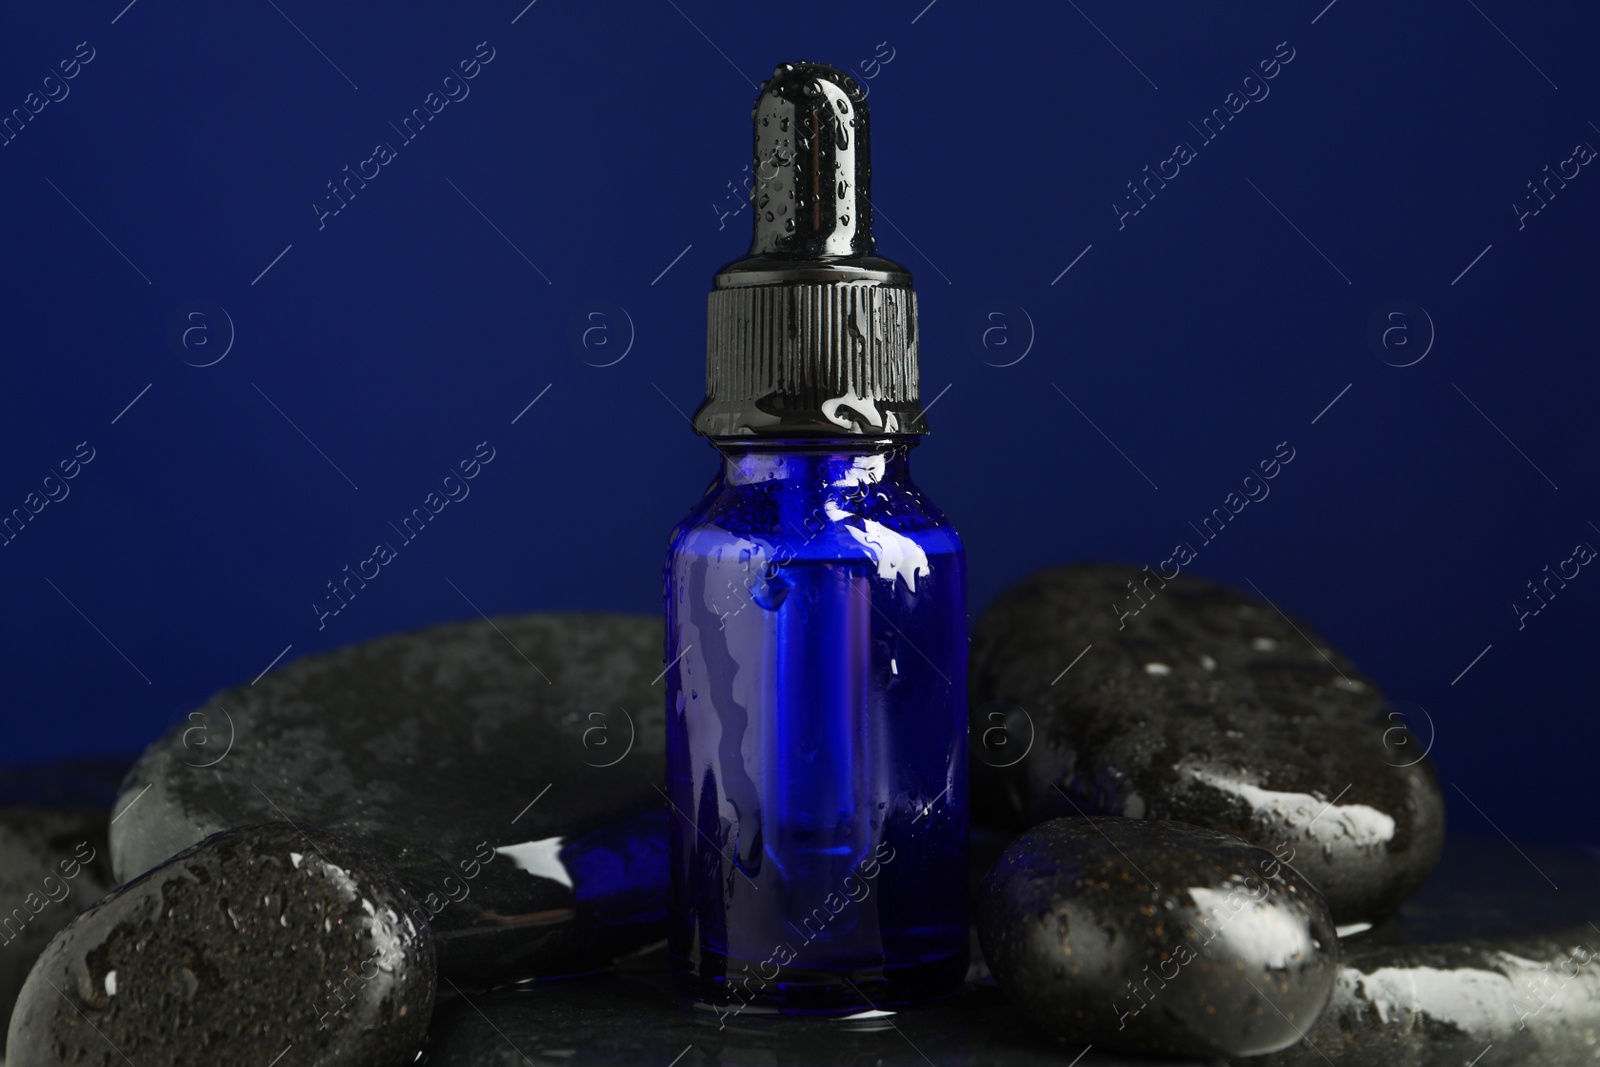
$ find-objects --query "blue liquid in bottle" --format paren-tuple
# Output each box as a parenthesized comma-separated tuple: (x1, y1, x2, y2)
(665, 443, 968, 1013)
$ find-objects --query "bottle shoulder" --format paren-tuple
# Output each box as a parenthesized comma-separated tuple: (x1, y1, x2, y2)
(667, 462, 962, 564)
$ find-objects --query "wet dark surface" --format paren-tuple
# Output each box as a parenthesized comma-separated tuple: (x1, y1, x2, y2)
(0, 807, 116, 1057)
(6, 822, 434, 1067)
(107, 613, 670, 984)
(420, 956, 1150, 1067)
(978, 817, 1337, 1059)
(970, 564, 1447, 923)
(419, 835, 1600, 1066)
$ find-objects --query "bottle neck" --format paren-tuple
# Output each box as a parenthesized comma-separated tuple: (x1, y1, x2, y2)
(712, 437, 918, 487)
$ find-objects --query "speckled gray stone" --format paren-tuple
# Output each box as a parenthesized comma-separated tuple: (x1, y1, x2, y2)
(971, 564, 1446, 923)
(0, 808, 116, 1058)
(978, 817, 1338, 1058)
(109, 613, 668, 984)
(7, 822, 433, 1067)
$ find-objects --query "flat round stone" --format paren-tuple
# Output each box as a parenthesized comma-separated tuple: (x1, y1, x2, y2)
(7, 822, 434, 1067)
(971, 564, 1446, 922)
(977, 816, 1338, 1058)
(109, 613, 668, 984)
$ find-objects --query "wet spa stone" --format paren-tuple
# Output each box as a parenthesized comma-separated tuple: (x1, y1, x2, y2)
(1251, 925, 1600, 1067)
(108, 613, 668, 984)
(6, 822, 434, 1067)
(977, 817, 1337, 1058)
(0, 807, 117, 1057)
(970, 564, 1446, 923)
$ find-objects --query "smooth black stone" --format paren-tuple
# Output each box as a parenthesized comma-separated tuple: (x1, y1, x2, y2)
(970, 564, 1446, 922)
(0, 807, 116, 1057)
(1247, 926, 1600, 1067)
(7, 822, 433, 1067)
(418, 950, 1207, 1067)
(109, 613, 668, 984)
(1233, 836, 1600, 1065)
(978, 817, 1338, 1058)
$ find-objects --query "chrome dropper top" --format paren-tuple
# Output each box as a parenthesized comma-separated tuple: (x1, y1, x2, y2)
(693, 61, 924, 439)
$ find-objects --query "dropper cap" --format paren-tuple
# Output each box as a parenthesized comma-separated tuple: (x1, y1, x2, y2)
(692, 61, 925, 439)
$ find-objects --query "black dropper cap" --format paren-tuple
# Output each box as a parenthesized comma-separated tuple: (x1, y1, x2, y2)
(692, 62, 924, 439)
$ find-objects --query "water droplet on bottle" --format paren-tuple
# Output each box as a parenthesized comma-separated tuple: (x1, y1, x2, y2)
(752, 571, 791, 610)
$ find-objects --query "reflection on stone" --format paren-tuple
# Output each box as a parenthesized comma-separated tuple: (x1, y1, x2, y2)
(108, 613, 671, 985)
(970, 564, 1447, 922)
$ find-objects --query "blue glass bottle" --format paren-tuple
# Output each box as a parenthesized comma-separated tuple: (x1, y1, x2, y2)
(664, 62, 968, 1014)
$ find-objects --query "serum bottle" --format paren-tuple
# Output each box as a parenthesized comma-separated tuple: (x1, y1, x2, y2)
(664, 62, 968, 1013)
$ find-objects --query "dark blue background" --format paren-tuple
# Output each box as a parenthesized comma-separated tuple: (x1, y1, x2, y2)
(1, 2, 1593, 848)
